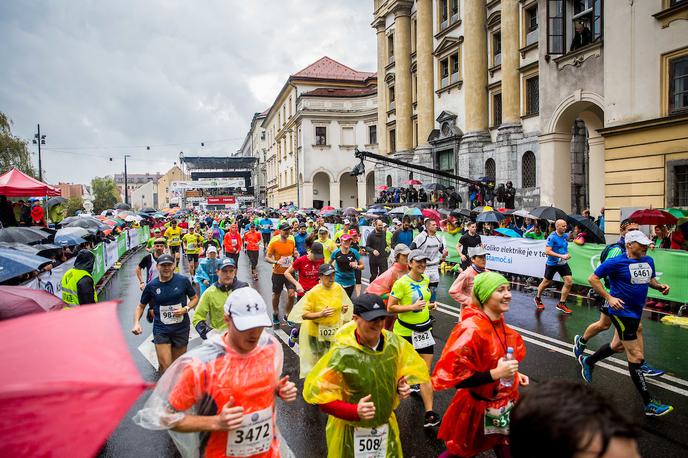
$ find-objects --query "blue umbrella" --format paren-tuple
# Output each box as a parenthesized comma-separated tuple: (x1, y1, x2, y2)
(54, 234, 87, 246)
(0, 248, 53, 283)
(495, 227, 522, 238)
(404, 207, 423, 217)
(367, 208, 388, 215)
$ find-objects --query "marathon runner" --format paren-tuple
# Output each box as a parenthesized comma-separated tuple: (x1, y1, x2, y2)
(134, 287, 298, 458)
(164, 219, 183, 269)
(387, 249, 441, 428)
(287, 263, 353, 378)
(365, 219, 389, 282)
(265, 222, 298, 326)
(182, 226, 203, 280)
(196, 245, 220, 296)
(316, 226, 337, 262)
(137, 237, 167, 290)
(294, 223, 309, 257)
(259, 214, 273, 250)
(223, 223, 243, 267)
(146, 227, 163, 251)
(243, 224, 262, 281)
(456, 221, 481, 271)
(448, 246, 490, 314)
(193, 257, 248, 339)
(365, 244, 411, 331)
(410, 218, 446, 303)
(132, 254, 198, 373)
(329, 233, 363, 298)
(579, 230, 673, 416)
(533, 219, 573, 314)
(303, 293, 429, 457)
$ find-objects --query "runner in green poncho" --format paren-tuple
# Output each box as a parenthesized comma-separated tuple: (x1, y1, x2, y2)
(303, 293, 429, 458)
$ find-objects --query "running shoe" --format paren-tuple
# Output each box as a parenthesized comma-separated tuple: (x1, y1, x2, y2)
(409, 384, 421, 393)
(640, 362, 666, 377)
(573, 334, 586, 359)
(288, 328, 298, 348)
(645, 400, 674, 417)
(284, 315, 296, 327)
(534, 296, 545, 311)
(556, 302, 573, 314)
(272, 314, 280, 326)
(423, 411, 441, 428)
(579, 355, 593, 383)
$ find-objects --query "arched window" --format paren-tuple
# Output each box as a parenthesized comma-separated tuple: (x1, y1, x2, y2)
(485, 158, 496, 183)
(522, 151, 536, 188)
(386, 175, 392, 187)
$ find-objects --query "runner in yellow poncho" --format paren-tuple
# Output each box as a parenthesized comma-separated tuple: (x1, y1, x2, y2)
(303, 293, 429, 458)
(287, 263, 353, 378)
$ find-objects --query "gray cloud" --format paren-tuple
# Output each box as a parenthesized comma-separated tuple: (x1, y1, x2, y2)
(0, 0, 376, 183)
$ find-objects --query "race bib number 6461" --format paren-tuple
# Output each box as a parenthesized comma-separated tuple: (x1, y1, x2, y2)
(629, 263, 652, 285)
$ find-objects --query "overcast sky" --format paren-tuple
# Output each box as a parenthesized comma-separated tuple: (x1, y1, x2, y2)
(0, 0, 376, 184)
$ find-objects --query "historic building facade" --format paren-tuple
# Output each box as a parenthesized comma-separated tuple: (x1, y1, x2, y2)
(239, 111, 268, 206)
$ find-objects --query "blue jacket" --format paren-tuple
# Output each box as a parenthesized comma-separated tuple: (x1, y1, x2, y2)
(195, 257, 220, 295)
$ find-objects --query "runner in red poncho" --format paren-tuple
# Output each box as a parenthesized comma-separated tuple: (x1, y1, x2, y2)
(432, 272, 528, 458)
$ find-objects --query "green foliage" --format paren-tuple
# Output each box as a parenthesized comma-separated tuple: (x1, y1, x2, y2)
(0, 112, 38, 178)
(65, 196, 84, 216)
(91, 177, 120, 213)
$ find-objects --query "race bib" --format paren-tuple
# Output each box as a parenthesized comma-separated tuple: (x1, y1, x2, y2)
(411, 330, 435, 349)
(629, 263, 652, 285)
(226, 407, 273, 457)
(232, 239, 238, 246)
(353, 423, 388, 458)
(278, 256, 293, 267)
(159, 304, 184, 325)
(318, 324, 338, 342)
(187, 242, 196, 251)
(171, 236, 180, 244)
(556, 257, 567, 266)
(484, 401, 514, 436)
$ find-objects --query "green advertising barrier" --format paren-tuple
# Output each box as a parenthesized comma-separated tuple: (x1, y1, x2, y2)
(89, 226, 151, 284)
(117, 233, 128, 257)
(90, 243, 105, 283)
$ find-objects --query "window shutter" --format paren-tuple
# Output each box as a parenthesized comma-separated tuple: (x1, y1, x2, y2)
(547, 0, 565, 55)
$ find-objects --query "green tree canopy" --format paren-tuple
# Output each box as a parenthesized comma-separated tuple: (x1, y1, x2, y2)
(0, 112, 37, 178)
(65, 196, 84, 216)
(91, 177, 120, 213)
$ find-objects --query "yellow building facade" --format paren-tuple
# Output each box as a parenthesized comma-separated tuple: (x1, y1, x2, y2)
(156, 165, 185, 209)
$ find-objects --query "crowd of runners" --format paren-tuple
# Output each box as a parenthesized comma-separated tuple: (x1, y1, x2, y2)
(127, 207, 673, 458)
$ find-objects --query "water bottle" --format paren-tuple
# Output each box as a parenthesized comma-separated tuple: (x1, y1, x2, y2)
(500, 347, 514, 388)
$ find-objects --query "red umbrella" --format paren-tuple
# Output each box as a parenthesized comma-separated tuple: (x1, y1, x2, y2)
(0, 302, 149, 458)
(629, 209, 677, 226)
(405, 179, 422, 185)
(422, 208, 441, 224)
(0, 286, 66, 321)
(375, 185, 389, 191)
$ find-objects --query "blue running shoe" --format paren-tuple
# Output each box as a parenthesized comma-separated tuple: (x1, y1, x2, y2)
(640, 362, 665, 377)
(272, 314, 280, 326)
(284, 315, 296, 327)
(579, 355, 593, 383)
(573, 334, 586, 359)
(288, 328, 298, 348)
(645, 400, 673, 417)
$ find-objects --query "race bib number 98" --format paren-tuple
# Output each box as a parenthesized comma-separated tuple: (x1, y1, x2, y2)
(354, 423, 388, 458)
(629, 263, 652, 285)
(227, 407, 273, 457)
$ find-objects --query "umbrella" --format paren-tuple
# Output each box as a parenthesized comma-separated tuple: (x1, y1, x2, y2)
(422, 209, 441, 223)
(404, 207, 423, 217)
(473, 206, 494, 213)
(114, 202, 131, 210)
(0, 248, 53, 283)
(140, 207, 156, 213)
(375, 185, 389, 191)
(319, 206, 335, 215)
(388, 206, 409, 215)
(511, 209, 533, 218)
(368, 204, 387, 209)
(450, 208, 474, 219)
(529, 205, 568, 222)
(567, 214, 606, 244)
(629, 209, 677, 226)
(56, 227, 90, 238)
(64, 217, 109, 232)
(367, 208, 388, 215)
(423, 183, 447, 192)
(0, 286, 66, 321)
(476, 211, 506, 223)
(0, 242, 62, 258)
(662, 208, 688, 219)
(405, 179, 423, 185)
(0, 227, 50, 244)
(46, 196, 67, 209)
(100, 209, 115, 216)
(343, 207, 359, 217)
(495, 228, 522, 238)
(0, 303, 148, 458)
(438, 208, 451, 216)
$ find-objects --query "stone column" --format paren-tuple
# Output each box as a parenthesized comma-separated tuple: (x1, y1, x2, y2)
(416, 0, 434, 146)
(329, 180, 340, 208)
(374, 19, 388, 155)
(357, 177, 367, 207)
(538, 132, 572, 212)
(393, 3, 413, 152)
(501, 0, 520, 125)
(463, 0, 488, 133)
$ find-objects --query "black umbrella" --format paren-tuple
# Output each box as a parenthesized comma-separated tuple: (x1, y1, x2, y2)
(115, 202, 131, 210)
(450, 208, 474, 219)
(567, 214, 606, 244)
(140, 207, 156, 213)
(476, 211, 506, 223)
(0, 227, 50, 245)
(64, 218, 109, 233)
(0, 242, 63, 257)
(438, 208, 451, 216)
(423, 183, 447, 192)
(529, 205, 568, 222)
(343, 207, 359, 217)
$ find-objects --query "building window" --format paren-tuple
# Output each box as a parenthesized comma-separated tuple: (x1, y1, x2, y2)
(369, 125, 377, 144)
(387, 34, 395, 64)
(260, 131, 266, 141)
(485, 158, 496, 183)
(522, 151, 537, 188)
(341, 126, 355, 146)
(315, 127, 327, 145)
(492, 93, 503, 127)
(439, 0, 459, 30)
(547, 0, 602, 55)
(386, 175, 393, 187)
(439, 52, 460, 88)
(669, 55, 688, 114)
(673, 165, 688, 206)
(438, 150, 454, 186)
(389, 86, 396, 110)
(525, 4, 538, 45)
(389, 129, 396, 153)
(492, 31, 502, 66)
(411, 18, 417, 53)
(525, 75, 539, 115)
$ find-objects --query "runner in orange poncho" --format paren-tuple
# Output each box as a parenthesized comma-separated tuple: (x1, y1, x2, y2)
(365, 244, 410, 330)
(432, 272, 528, 458)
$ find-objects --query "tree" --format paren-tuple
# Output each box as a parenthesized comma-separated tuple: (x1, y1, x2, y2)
(91, 177, 120, 213)
(0, 112, 37, 177)
(65, 196, 84, 216)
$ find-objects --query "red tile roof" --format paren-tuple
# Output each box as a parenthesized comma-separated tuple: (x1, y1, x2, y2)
(302, 87, 377, 97)
(292, 56, 376, 82)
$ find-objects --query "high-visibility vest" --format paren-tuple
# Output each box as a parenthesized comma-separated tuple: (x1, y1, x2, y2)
(61, 268, 98, 305)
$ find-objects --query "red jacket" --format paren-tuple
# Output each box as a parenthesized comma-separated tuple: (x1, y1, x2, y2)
(223, 231, 242, 254)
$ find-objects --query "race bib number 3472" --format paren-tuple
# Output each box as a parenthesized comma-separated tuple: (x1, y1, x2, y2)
(354, 423, 388, 458)
(227, 407, 273, 457)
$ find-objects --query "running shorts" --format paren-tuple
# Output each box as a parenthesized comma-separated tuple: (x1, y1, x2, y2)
(343, 285, 355, 298)
(262, 232, 271, 245)
(543, 263, 572, 280)
(354, 269, 362, 285)
(402, 334, 435, 355)
(153, 327, 190, 347)
(186, 253, 199, 263)
(169, 245, 181, 255)
(609, 314, 641, 341)
(272, 273, 295, 294)
(247, 250, 259, 269)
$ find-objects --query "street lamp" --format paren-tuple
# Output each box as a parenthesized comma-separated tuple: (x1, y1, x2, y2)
(109, 154, 132, 204)
(32, 124, 46, 182)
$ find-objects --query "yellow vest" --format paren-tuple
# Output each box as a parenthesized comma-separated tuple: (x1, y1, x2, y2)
(61, 268, 97, 305)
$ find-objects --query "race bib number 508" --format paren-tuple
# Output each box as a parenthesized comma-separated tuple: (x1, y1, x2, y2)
(354, 423, 388, 458)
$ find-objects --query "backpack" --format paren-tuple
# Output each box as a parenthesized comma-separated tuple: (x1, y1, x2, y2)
(599, 241, 624, 288)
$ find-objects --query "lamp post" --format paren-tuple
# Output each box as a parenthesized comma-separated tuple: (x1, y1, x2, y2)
(123, 154, 131, 205)
(32, 124, 46, 182)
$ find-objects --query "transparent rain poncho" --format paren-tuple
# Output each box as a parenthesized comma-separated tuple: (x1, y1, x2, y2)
(364, 262, 409, 300)
(287, 283, 354, 378)
(303, 321, 429, 457)
(133, 331, 283, 458)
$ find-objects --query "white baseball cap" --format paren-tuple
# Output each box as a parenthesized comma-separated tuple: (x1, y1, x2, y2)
(625, 230, 652, 246)
(224, 287, 272, 331)
(206, 245, 218, 253)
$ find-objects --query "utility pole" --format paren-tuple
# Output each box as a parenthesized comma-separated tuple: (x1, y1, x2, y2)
(124, 154, 131, 205)
(32, 124, 46, 182)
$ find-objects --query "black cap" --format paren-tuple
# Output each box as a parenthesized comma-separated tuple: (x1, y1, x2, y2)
(318, 263, 335, 276)
(310, 241, 324, 260)
(279, 222, 291, 231)
(157, 254, 175, 265)
(353, 293, 391, 321)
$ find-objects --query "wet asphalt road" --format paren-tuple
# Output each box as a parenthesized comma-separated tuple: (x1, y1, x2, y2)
(98, 248, 688, 458)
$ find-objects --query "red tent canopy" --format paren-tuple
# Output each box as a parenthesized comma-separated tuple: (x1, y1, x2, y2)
(0, 168, 60, 197)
